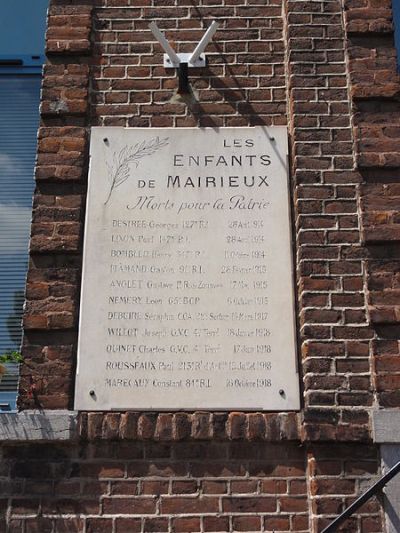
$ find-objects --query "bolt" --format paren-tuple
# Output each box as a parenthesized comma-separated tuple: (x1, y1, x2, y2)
(279, 389, 285, 396)
(89, 390, 95, 397)
(103, 137, 108, 143)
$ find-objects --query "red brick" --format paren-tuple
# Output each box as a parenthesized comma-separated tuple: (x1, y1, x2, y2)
(261, 479, 287, 494)
(41, 499, 99, 515)
(81, 461, 125, 478)
(279, 496, 308, 512)
(247, 413, 266, 440)
(110, 481, 139, 496)
(230, 480, 258, 494)
(102, 497, 156, 514)
(86, 519, 114, 533)
(222, 497, 276, 513)
(264, 516, 290, 531)
(171, 481, 198, 494)
(137, 414, 156, 439)
(203, 516, 230, 531)
(102, 414, 120, 440)
(53, 518, 85, 533)
(161, 497, 219, 514)
(191, 412, 212, 439)
(201, 481, 227, 494)
(119, 412, 138, 440)
(141, 481, 169, 495)
(227, 412, 247, 439)
(143, 517, 169, 532)
(172, 517, 201, 532)
(314, 479, 355, 496)
(115, 518, 141, 533)
(155, 414, 173, 441)
(232, 516, 262, 531)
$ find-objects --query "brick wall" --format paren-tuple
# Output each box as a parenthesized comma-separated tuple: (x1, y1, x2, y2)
(0, 441, 382, 532)
(344, 0, 400, 410)
(286, 0, 373, 442)
(7, 0, 400, 530)
(20, 5, 92, 409)
(21, 0, 378, 435)
(89, 0, 286, 129)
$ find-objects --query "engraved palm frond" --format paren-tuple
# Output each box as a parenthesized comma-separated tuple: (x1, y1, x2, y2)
(104, 136, 169, 205)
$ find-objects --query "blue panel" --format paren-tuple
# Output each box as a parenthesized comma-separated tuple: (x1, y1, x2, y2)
(0, 75, 41, 411)
(0, 0, 48, 56)
(394, 0, 400, 70)
(0, 1, 46, 412)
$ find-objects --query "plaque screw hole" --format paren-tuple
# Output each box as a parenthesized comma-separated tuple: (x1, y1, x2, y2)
(279, 389, 285, 397)
(103, 137, 109, 144)
(89, 390, 96, 397)
(270, 137, 275, 142)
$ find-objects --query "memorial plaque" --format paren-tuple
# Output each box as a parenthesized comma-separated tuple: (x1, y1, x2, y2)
(75, 127, 300, 410)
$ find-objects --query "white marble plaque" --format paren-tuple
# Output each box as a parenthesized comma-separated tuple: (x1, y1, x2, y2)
(75, 127, 300, 411)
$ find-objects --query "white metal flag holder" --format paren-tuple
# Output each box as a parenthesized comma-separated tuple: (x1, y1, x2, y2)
(149, 21, 219, 93)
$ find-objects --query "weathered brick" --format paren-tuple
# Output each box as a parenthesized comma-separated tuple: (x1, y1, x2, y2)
(102, 497, 156, 515)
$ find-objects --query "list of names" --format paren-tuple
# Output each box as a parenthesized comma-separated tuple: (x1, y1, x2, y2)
(75, 127, 300, 410)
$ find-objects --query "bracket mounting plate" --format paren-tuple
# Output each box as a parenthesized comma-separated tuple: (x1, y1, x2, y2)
(163, 53, 206, 69)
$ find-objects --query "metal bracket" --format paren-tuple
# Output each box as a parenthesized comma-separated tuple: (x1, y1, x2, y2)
(163, 52, 206, 69)
(149, 21, 218, 94)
